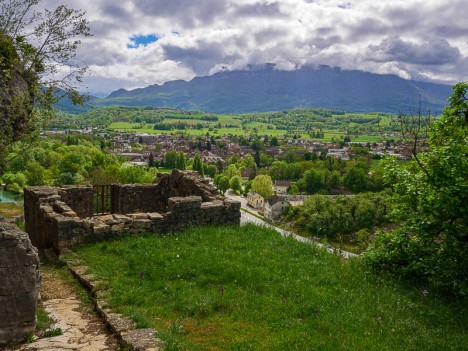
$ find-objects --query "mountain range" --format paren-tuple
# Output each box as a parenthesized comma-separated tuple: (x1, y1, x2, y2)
(61, 65, 454, 114)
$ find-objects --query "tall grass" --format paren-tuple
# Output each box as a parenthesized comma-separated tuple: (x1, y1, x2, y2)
(67, 224, 467, 351)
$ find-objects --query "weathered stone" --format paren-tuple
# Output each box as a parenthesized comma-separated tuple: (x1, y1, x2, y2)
(62, 210, 78, 218)
(0, 223, 40, 346)
(93, 223, 110, 235)
(128, 213, 149, 220)
(121, 328, 164, 351)
(24, 170, 241, 251)
(147, 212, 163, 221)
(111, 223, 125, 232)
(106, 313, 136, 334)
(133, 219, 152, 229)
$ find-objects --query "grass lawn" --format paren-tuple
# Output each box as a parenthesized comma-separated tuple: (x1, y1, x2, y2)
(66, 224, 467, 351)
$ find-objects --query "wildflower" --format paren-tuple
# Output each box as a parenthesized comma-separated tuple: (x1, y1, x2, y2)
(422, 289, 429, 296)
(376, 316, 382, 324)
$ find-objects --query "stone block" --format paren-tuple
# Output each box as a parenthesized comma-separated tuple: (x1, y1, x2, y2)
(133, 219, 152, 230)
(148, 212, 163, 221)
(128, 213, 149, 220)
(93, 223, 110, 235)
(111, 223, 125, 232)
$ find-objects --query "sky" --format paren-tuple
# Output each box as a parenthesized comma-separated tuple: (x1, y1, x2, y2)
(37, 0, 468, 97)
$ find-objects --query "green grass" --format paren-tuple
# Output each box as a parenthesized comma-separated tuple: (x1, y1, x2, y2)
(65, 224, 467, 351)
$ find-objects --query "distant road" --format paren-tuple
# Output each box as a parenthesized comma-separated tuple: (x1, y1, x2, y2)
(226, 192, 357, 259)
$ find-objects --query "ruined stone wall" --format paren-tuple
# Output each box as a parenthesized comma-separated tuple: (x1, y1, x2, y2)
(24, 186, 93, 250)
(24, 171, 241, 252)
(0, 219, 40, 346)
(58, 186, 94, 218)
(111, 184, 164, 214)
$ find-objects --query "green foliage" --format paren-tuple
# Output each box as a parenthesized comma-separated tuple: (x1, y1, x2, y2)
(217, 175, 230, 194)
(164, 151, 178, 169)
(66, 225, 468, 351)
(251, 174, 274, 199)
(224, 164, 240, 181)
(0, 0, 90, 172)
(176, 152, 186, 170)
(229, 175, 243, 194)
(365, 82, 468, 296)
(288, 193, 391, 241)
(192, 154, 204, 176)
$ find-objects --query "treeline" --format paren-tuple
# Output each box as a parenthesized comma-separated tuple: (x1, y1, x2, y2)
(287, 193, 392, 248)
(1, 136, 157, 192)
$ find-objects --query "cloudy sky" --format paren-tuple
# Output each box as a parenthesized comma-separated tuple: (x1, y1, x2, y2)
(38, 0, 468, 97)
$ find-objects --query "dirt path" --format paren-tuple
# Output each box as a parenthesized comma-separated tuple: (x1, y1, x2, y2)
(9, 263, 120, 351)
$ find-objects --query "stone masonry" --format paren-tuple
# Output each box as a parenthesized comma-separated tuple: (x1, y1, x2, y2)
(0, 218, 40, 346)
(24, 170, 241, 252)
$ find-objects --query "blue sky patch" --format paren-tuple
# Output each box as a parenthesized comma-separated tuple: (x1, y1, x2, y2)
(127, 34, 158, 48)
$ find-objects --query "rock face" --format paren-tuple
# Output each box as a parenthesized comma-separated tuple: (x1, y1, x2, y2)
(24, 170, 241, 252)
(0, 218, 40, 346)
(0, 33, 36, 173)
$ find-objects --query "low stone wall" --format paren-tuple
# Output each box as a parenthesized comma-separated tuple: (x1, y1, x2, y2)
(24, 171, 241, 252)
(0, 218, 40, 346)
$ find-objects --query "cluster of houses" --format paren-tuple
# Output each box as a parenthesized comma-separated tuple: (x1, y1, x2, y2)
(246, 180, 293, 221)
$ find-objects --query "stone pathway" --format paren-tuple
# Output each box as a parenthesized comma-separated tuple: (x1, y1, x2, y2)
(9, 264, 120, 351)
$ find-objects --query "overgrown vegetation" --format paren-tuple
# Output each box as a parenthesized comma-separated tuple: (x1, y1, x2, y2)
(286, 193, 392, 249)
(0, 136, 158, 192)
(365, 82, 468, 297)
(65, 225, 467, 351)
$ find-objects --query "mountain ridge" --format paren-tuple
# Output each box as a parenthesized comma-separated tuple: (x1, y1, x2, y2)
(65, 65, 454, 114)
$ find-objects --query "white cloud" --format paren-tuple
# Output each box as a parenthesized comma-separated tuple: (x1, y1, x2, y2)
(35, 0, 468, 95)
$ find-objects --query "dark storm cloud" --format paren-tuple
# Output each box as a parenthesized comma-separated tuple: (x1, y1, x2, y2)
(368, 36, 461, 65)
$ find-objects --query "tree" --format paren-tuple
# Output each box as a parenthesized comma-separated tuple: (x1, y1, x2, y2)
(303, 169, 324, 194)
(164, 151, 178, 169)
(217, 175, 230, 194)
(176, 151, 186, 170)
(240, 154, 256, 170)
(148, 153, 155, 167)
(225, 164, 240, 180)
(270, 136, 279, 147)
(206, 164, 217, 178)
(343, 166, 368, 193)
(0, 0, 90, 172)
(251, 138, 262, 167)
(229, 175, 243, 194)
(192, 154, 204, 176)
(251, 174, 274, 199)
(365, 83, 468, 296)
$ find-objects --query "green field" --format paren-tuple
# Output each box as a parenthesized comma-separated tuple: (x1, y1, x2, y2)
(58, 106, 399, 141)
(65, 224, 467, 351)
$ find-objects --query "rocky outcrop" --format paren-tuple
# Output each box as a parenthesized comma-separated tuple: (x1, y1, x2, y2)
(0, 218, 40, 346)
